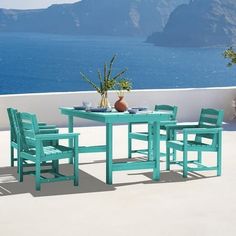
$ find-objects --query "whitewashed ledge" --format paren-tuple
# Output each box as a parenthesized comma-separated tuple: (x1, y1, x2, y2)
(0, 87, 236, 130)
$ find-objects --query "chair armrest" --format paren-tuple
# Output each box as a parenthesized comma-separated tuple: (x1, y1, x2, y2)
(38, 122, 47, 126)
(161, 120, 177, 125)
(182, 128, 222, 146)
(166, 124, 199, 140)
(36, 133, 79, 141)
(39, 125, 57, 129)
(166, 124, 199, 131)
(39, 129, 59, 134)
(160, 120, 177, 129)
(183, 127, 222, 135)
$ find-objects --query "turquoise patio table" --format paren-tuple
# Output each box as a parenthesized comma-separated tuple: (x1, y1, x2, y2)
(60, 107, 171, 184)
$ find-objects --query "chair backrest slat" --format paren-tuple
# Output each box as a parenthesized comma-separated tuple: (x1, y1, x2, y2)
(25, 137, 37, 147)
(196, 108, 224, 144)
(22, 122, 34, 130)
(17, 112, 41, 152)
(155, 105, 178, 120)
(7, 108, 19, 142)
(24, 130, 36, 139)
(199, 116, 218, 126)
(201, 108, 220, 116)
(199, 123, 217, 128)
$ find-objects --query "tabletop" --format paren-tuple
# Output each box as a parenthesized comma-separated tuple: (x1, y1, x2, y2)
(60, 107, 171, 124)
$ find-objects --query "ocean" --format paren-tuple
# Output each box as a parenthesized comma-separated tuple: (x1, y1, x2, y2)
(0, 33, 235, 95)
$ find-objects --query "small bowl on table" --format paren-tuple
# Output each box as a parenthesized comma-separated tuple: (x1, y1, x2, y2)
(132, 107, 148, 112)
(82, 101, 92, 111)
(128, 108, 139, 114)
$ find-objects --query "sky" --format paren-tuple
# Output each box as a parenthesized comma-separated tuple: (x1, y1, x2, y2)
(0, 0, 79, 10)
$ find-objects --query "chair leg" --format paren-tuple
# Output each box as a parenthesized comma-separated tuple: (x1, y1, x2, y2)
(52, 160, 59, 177)
(18, 156, 23, 182)
(10, 146, 14, 167)
(217, 150, 222, 176)
(172, 131, 177, 161)
(148, 123, 153, 161)
(183, 150, 188, 178)
(17, 146, 20, 173)
(148, 139, 153, 161)
(128, 123, 132, 158)
(74, 136, 79, 186)
(35, 160, 41, 191)
(128, 138, 132, 159)
(74, 155, 79, 186)
(166, 146, 171, 171)
(217, 131, 222, 176)
(173, 149, 176, 161)
(163, 141, 176, 161)
(197, 151, 202, 163)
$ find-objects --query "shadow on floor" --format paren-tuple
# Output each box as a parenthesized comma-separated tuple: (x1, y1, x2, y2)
(223, 122, 236, 131)
(0, 159, 216, 196)
(113, 170, 215, 187)
(0, 165, 115, 197)
(80, 156, 166, 166)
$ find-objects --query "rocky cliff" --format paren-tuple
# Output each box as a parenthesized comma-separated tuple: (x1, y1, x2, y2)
(0, 0, 188, 37)
(147, 0, 236, 47)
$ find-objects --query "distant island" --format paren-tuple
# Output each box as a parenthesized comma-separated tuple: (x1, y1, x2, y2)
(0, 0, 188, 37)
(147, 0, 236, 47)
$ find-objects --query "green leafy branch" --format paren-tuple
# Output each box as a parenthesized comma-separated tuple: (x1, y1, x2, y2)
(115, 78, 132, 96)
(80, 54, 128, 95)
(224, 47, 236, 67)
(80, 72, 101, 93)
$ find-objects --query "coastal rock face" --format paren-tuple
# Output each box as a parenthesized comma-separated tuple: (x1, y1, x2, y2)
(147, 0, 236, 47)
(0, 0, 188, 37)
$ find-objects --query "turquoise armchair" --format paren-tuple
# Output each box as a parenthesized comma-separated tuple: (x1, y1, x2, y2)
(128, 105, 178, 159)
(7, 108, 58, 167)
(166, 108, 224, 177)
(16, 112, 79, 191)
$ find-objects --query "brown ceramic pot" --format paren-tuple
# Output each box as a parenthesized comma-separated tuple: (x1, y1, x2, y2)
(114, 96, 128, 112)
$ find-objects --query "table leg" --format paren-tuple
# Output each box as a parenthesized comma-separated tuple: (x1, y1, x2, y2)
(148, 123, 153, 161)
(128, 123, 132, 158)
(68, 115, 74, 164)
(153, 121, 160, 181)
(106, 123, 113, 184)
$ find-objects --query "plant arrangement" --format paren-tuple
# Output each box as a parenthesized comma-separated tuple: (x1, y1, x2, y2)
(114, 78, 132, 112)
(80, 55, 130, 108)
(224, 47, 236, 119)
(115, 78, 132, 97)
(224, 47, 236, 67)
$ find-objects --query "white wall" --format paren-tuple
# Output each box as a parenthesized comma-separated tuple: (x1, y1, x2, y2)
(1, 87, 236, 130)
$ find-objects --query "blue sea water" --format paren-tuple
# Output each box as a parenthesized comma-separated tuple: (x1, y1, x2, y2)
(0, 33, 235, 94)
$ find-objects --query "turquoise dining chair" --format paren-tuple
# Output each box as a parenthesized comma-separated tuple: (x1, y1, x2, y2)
(16, 111, 79, 191)
(128, 105, 178, 159)
(166, 108, 224, 177)
(7, 108, 58, 167)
